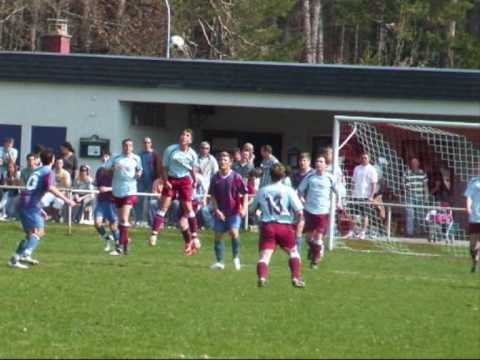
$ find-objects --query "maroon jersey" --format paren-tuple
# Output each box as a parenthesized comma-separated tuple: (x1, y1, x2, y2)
(95, 167, 113, 202)
(210, 170, 248, 216)
(291, 168, 314, 189)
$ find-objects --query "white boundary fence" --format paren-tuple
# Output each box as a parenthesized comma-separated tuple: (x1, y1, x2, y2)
(329, 115, 480, 251)
(0, 185, 252, 235)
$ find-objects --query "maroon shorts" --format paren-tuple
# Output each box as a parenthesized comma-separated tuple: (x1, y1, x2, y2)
(112, 195, 138, 208)
(259, 222, 296, 251)
(304, 211, 329, 235)
(162, 176, 193, 202)
(469, 223, 480, 234)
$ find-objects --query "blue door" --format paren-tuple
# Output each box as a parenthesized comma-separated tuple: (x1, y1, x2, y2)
(31, 126, 67, 157)
(0, 124, 22, 165)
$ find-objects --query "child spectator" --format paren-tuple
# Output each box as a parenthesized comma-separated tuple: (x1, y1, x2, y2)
(72, 165, 95, 224)
(0, 160, 21, 219)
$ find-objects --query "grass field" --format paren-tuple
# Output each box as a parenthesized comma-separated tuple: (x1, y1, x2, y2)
(0, 222, 479, 359)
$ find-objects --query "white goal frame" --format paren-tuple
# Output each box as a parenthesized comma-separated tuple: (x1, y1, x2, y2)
(328, 115, 480, 251)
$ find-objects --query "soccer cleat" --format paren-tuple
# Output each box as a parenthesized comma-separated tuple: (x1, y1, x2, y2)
(233, 257, 241, 271)
(184, 241, 194, 256)
(292, 277, 306, 288)
(19, 255, 39, 265)
(192, 236, 201, 250)
(357, 231, 366, 240)
(472, 258, 480, 273)
(209, 262, 225, 270)
(310, 261, 318, 270)
(109, 247, 122, 256)
(8, 257, 28, 269)
(104, 238, 114, 252)
(257, 278, 267, 288)
(307, 247, 313, 261)
(149, 234, 157, 246)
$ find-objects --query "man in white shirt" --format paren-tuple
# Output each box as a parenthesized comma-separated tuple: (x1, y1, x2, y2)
(198, 141, 218, 192)
(351, 152, 378, 240)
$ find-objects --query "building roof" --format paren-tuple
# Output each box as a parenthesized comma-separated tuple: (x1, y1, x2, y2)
(0, 51, 479, 101)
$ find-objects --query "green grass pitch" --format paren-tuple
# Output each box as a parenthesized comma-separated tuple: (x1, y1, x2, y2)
(0, 222, 479, 359)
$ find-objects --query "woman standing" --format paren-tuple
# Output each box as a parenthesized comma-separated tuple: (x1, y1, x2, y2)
(60, 142, 78, 181)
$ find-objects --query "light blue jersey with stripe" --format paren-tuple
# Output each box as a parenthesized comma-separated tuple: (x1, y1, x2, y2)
(297, 172, 336, 215)
(465, 176, 480, 223)
(252, 182, 303, 224)
(163, 144, 198, 178)
(109, 153, 142, 197)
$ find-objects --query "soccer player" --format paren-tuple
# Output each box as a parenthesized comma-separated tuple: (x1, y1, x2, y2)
(251, 163, 305, 288)
(8, 149, 76, 269)
(297, 155, 339, 269)
(465, 175, 480, 273)
(93, 152, 120, 252)
(150, 129, 200, 255)
(108, 138, 142, 255)
(291, 152, 314, 251)
(351, 151, 378, 239)
(209, 151, 248, 270)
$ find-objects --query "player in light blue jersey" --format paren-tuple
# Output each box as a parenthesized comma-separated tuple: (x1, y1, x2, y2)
(150, 129, 201, 256)
(251, 163, 305, 288)
(297, 155, 340, 269)
(8, 150, 76, 269)
(465, 175, 480, 273)
(106, 138, 142, 255)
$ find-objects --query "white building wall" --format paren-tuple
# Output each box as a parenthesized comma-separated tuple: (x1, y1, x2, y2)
(1, 80, 479, 169)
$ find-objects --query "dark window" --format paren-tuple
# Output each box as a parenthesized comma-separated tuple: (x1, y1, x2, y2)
(131, 103, 166, 128)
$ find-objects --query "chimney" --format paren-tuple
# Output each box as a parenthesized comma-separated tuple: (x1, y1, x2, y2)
(41, 18, 71, 53)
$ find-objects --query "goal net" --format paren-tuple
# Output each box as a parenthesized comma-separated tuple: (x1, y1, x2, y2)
(330, 115, 480, 257)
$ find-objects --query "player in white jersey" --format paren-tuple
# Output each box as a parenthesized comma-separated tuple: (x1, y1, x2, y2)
(297, 155, 340, 269)
(251, 163, 305, 288)
(150, 128, 201, 256)
(465, 175, 480, 273)
(107, 138, 142, 255)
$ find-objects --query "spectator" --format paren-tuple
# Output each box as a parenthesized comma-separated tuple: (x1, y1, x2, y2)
(72, 165, 95, 224)
(32, 144, 46, 166)
(247, 167, 262, 196)
(198, 141, 219, 192)
(403, 157, 429, 237)
(431, 166, 452, 203)
(20, 153, 38, 185)
(242, 142, 255, 165)
(232, 148, 254, 183)
(259, 144, 279, 188)
(0, 160, 21, 219)
(0, 137, 18, 174)
(135, 137, 161, 226)
(232, 147, 242, 163)
(59, 141, 78, 180)
(350, 152, 378, 240)
(41, 158, 71, 222)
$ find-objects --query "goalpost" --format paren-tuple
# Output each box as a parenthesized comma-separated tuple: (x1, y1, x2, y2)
(329, 115, 480, 257)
